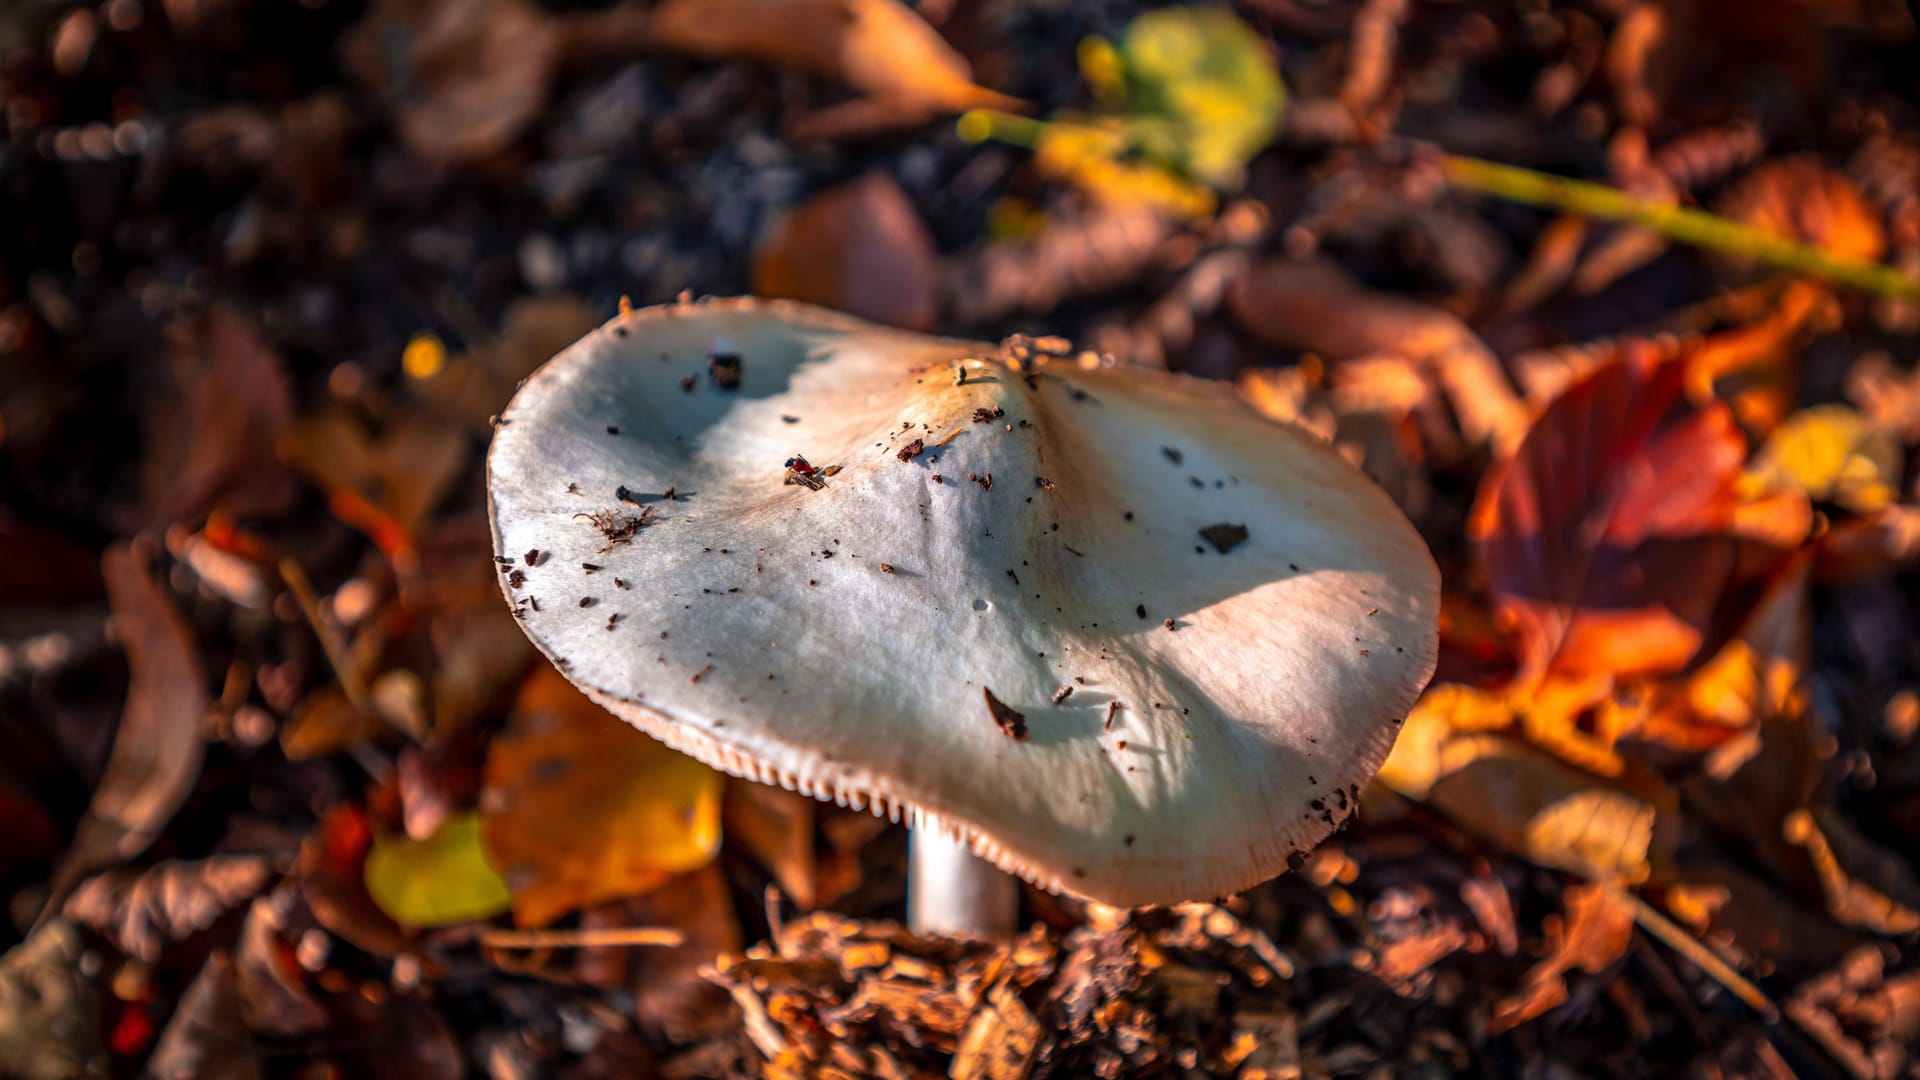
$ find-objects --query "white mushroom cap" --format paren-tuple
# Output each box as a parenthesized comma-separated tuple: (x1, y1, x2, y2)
(486, 297, 1439, 905)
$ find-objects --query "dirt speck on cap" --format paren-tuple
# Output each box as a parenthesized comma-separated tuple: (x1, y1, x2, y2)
(983, 687, 1028, 741)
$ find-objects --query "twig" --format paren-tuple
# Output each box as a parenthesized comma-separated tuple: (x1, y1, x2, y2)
(1439, 153, 1920, 300)
(1627, 893, 1778, 1022)
(476, 925, 685, 949)
(278, 557, 369, 711)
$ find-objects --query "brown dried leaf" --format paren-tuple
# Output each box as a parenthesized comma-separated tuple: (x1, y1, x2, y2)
(279, 409, 469, 551)
(649, 0, 1023, 115)
(481, 666, 723, 927)
(141, 307, 296, 526)
(723, 782, 818, 909)
(627, 865, 742, 1041)
(45, 544, 209, 916)
(421, 296, 599, 432)
(146, 951, 260, 1080)
(753, 174, 938, 331)
(340, 0, 561, 165)
(1226, 257, 1528, 451)
(1718, 157, 1887, 267)
(1471, 344, 1746, 681)
(63, 856, 276, 964)
(1490, 883, 1635, 1033)
(293, 805, 420, 960)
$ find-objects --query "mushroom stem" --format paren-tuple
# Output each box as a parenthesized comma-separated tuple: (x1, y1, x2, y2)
(907, 825, 1018, 938)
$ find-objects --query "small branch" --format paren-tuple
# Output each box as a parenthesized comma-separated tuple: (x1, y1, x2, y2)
(1628, 893, 1778, 1022)
(1438, 154, 1920, 300)
(477, 925, 685, 949)
(278, 557, 369, 712)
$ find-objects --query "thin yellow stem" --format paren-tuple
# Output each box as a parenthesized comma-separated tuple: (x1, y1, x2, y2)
(1439, 154, 1920, 300)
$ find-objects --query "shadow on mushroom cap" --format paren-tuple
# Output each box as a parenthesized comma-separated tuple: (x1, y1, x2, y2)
(486, 296, 1440, 906)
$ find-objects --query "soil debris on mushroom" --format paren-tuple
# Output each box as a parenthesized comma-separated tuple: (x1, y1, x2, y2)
(983, 687, 1028, 741)
(1199, 523, 1250, 554)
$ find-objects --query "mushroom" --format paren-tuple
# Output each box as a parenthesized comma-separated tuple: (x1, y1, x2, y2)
(486, 297, 1439, 937)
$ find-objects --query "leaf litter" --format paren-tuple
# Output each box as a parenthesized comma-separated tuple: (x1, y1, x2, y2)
(8, 0, 1920, 1075)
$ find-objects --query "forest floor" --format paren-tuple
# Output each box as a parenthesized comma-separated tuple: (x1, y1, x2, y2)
(3, 0, 1920, 1076)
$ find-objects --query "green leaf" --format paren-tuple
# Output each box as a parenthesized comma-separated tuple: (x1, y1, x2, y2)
(363, 812, 512, 929)
(1112, 6, 1285, 186)
(1743, 404, 1902, 514)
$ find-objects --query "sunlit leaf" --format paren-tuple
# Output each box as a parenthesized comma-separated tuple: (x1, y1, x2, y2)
(1111, 7, 1284, 187)
(1743, 404, 1902, 514)
(648, 0, 1021, 114)
(1471, 344, 1747, 681)
(1380, 688, 1676, 883)
(363, 812, 511, 929)
(752, 173, 938, 331)
(1489, 883, 1635, 1032)
(481, 666, 723, 927)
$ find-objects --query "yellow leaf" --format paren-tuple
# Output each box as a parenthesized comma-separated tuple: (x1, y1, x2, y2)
(481, 667, 723, 927)
(1380, 687, 1676, 883)
(363, 813, 511, 929)
(1743, 404, 1901, 514)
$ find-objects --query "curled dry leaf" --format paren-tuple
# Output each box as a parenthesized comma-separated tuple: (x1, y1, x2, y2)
(1226, 257, 1527, 451)
(1471, 343, 1747, 682)
(63, 855, 276, 964)
(146, 951, 259, 1080)
(44, 544, 209, 918)
(1784, 807, 1920, 936)
(1489, 882, 1635, 1033)
(648, 0, 1022, 115)
(1378, 688, 1677, 884)
(481, 665, 723, 927)
(140, 306, 296, 526)
(752, 173, 938, 331)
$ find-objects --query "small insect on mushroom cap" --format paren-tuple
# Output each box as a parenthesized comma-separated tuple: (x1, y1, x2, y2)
(485, 298, 1439, 907)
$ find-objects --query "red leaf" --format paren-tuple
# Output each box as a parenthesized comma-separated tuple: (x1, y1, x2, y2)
(1470, 344, 1747, 680)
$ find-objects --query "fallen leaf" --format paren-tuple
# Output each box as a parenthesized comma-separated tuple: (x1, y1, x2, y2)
(340, 0, 561, 165)
(420, 296, 599, 432)
(1379, 688, 1677, 883)
(649, 0, 1022, 115)
(0, 922, 102, 1080)
(140, 307, 296, 526)
(279, 409, 469, 556)
(752, 173, 938, 331)
(482, 666, 723, 926)
(294, 805, 420, 960)
(44, 543, 210, 919)
(233, 887, 330, 1036)
(1718, 157, 1887, 267)
(625, 865, 742, 1041)
(1471, 343, 1747, 681)
(146, 952, 259, 1080)
(364, 812, 512, 929)
(1816, 503, 1920, 581)
(1490, 883, 1635, 1032)
(1226, 257, 1528, 451)
(1104, 6, 1287, 188)
(723, 781, 818, 909)
(1743, 404, 1902, 514)
(63, 856, 276, 964)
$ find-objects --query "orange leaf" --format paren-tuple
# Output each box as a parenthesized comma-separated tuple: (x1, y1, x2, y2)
(648, 0, 1023, 114)
(1471, 344, 1746, 681)
(1490, 883, 1635, 1032)
(752, 174, 939, 331)
(481, 667, 723, 927)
